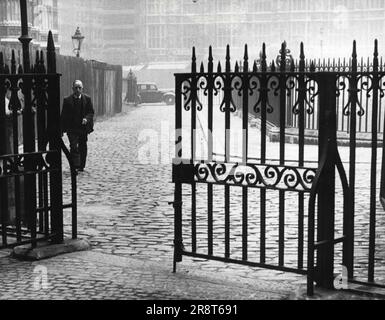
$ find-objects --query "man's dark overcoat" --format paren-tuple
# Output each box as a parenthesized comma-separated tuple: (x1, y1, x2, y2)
(61, 94, 94, 135)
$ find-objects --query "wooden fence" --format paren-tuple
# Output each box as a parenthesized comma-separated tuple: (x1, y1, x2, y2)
(56, 55, 122, 117)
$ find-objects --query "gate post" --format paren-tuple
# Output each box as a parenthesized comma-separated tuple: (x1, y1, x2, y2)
(125, 69, 137, 104)
(47, 31, 64, 244)
(381, 141, 385, 207)
(0, 58, 8, 245)
(316, 73, 338, 289)
(172, 75, 184, 272)
(381, 132, 385, 208)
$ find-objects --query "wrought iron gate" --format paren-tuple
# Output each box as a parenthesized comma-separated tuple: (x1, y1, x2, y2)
(0, 32, 77, 249)
(172, 41, 385, 296)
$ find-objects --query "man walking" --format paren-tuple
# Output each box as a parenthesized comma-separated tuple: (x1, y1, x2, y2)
(61, 80, 95, 172)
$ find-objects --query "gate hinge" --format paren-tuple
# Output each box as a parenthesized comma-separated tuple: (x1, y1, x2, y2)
(168, 201, 183, 208)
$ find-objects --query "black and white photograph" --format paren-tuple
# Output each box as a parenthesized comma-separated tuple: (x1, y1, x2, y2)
(1, 0, 385, 310)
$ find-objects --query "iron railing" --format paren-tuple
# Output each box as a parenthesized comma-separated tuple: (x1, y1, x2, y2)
(173, 40, 385, 295)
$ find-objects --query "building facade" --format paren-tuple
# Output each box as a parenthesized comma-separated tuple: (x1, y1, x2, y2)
(0, 0, 59, 63)
(139, 0, 385, 63)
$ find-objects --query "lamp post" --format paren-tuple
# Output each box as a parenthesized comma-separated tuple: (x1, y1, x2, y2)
(72, 27, 85, 58)
(19, 0, 32, 72)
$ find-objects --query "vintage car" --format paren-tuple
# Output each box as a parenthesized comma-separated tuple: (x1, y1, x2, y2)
(136, 82, 175, 105)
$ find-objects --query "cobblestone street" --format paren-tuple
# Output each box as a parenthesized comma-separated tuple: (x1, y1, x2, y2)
(61, 103, 179, 263)
(1, 102, 385, 300)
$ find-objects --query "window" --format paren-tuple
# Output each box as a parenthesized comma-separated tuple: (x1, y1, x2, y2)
(254, 0, 271, 12)
(166, 0, 179, 14)
(147, 0, 160, 14)
(183, 0, 202, 14)
(217, 24, 231, 47)
(369, 0, 384, 8)
(166, 25, 181, 49)
(277, 0, 290, 11)
(0, 1, 6, 21)
(217, 0, 232, 13)
(148, 25, 165, 49)
(10, 0, 19, 21)
(182, 24, 203, 48)
(291, 0, 306, 11)
(334, 0, 349, 9)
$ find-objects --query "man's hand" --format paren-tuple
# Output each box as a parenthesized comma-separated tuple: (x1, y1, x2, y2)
(82, 118, 88, 125)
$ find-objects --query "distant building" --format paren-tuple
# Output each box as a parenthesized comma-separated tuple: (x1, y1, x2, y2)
(102, 0, 138, 65)
(57, 0, 139, 65)
(0, 0, 59, 63)
(2, 1, 384, 67)
(57, 0, 104, 61)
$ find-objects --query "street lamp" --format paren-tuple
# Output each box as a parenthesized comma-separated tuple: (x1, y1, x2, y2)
(72, 27, 85, 58)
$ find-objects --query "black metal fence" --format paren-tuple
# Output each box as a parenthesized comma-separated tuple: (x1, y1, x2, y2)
(173, 40, 385, 295)
(0, 31, 77, 249)
(289, 57, 385, 135)
(231, 53, 385, 146)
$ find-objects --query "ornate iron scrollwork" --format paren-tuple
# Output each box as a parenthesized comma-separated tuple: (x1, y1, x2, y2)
(0, 152, 53, 178)
(250, 75, 261, 114)
(379, 74, 385, 99)
(275, 42, 294, 69)
(218, 74, 237, 113)
(340, 74, 366, 117)
(181, 79, 192, 111)
(304, 78, 318, 115)
(194, 161, 316, 192)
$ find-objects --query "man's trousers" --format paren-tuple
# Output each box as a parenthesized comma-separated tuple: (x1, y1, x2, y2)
(67, 132, 88, 169)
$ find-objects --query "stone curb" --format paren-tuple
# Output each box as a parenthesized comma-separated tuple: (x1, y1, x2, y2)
(12, 238, 91, 261)
(2, 248, 383, 300)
